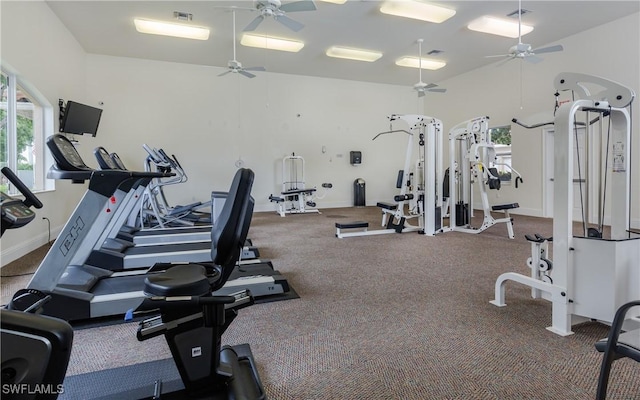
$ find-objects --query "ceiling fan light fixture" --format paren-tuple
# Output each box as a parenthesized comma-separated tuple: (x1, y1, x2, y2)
(240, 34, 304, 52)
(326, 46, 383, 62)
(396, 56, 446, 70)
(134, 18, 210, 40)
(467, 16, 533, 38)
(380, 1, 456, 24)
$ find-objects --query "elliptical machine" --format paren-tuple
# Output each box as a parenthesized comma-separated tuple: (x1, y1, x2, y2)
(1, 166, 266, 399)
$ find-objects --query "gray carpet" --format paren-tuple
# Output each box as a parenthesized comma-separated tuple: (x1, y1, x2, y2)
(2, 207, 638, 399)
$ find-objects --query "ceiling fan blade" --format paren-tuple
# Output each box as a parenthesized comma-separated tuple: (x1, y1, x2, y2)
(244, 66, 266, 72)
(276, 15, 304, 31)
(525, 55, 544, 64)
(239, 70, 256, 78)
(485, 54, 511, 59)
(423, 83, 438, 89)
(428, 88, 447, 93)
(417, 90, 426, 98)
(218, 70, 233, 77)
(243, 15, 264, 32)
(280, 0, 317, 13)
(495, 57, 515, 67)
(532, 44, 564, 54)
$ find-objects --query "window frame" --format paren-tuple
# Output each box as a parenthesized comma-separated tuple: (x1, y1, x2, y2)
(488, 125, 513, 183)
(1, 67, 54, 195)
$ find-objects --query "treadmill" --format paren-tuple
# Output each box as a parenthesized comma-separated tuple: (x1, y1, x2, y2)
(90, 147, 260, 262)
(26, 135, 289, 322)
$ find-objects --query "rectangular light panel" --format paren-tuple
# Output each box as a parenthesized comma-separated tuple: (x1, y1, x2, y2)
(326, 46, 383, 62)
(395, 56, 446, 70)
(380, 1, 456, 23)
(240, 34, 304, 52)
(467, 16, 534, 38)
(134, 18, 210, 40)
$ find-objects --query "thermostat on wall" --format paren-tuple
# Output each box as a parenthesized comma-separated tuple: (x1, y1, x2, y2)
(350, 151, 362, 165)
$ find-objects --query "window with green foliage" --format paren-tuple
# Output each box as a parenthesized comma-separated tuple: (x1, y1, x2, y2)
(1, 70, 49, 194)
(489, 125, 512, 182)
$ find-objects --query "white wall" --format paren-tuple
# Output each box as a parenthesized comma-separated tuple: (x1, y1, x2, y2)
(1, 1, 90, 264)
(84, 55, 422, 212)
(425, 12, 640, 223)
(1, 3, 638, 265)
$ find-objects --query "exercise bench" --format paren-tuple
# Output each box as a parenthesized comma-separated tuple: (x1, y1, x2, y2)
(335, 221, 369, 238)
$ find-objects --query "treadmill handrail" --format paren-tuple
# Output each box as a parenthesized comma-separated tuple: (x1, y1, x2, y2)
(47, 167, 173, 182)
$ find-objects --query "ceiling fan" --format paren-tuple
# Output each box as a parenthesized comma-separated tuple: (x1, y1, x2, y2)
(413, 39, 446, 97)
(486, 0, 563, 64)
(219, 9, 266, 79)
(244, 0, 317, 32)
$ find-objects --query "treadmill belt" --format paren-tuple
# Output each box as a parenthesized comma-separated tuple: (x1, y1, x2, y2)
(124, 241, 210, 256)
(91, 274, 147, 296)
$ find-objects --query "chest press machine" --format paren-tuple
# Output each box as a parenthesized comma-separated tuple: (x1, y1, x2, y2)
(444, 116, 523, 239)
(335, 114, 444, 238)
(490, 72, 639, 336)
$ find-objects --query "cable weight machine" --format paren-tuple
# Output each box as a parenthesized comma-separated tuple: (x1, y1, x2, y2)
(335, 114, 444, 238)
(491, 72, 639, 336)
(269, 153, 332, 217)
(445, 116, 523, 239)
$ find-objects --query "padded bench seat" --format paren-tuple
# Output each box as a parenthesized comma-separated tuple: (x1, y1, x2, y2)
(281, 188, 317, 196)
(492, 203, 519, 211)
(377, 202, 398, 210)
(335, 221, 369, 229)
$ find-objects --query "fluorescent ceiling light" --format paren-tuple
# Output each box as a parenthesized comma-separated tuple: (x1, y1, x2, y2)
(319, 0, 347, 3)
(395, 56, 446, 70)
(380, 1, 456, 23)
(240, 34, 304, 52)
(326, 46, 382, 62)
(134, 18, 209, 40)
(467, 16, 534, 38)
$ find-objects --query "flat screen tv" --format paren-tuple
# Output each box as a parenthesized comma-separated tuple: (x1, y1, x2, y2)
(60, 101, 103, 137)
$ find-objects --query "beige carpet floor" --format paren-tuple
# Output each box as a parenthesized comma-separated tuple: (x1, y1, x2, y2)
(2, 207, 638, 399)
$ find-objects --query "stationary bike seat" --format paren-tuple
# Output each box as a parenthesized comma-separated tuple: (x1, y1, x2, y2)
(144, 264, 213, 297)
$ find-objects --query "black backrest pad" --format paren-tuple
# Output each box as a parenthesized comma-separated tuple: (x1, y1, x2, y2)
(214, 197, 254, 290)
(210, 168, 254, 269)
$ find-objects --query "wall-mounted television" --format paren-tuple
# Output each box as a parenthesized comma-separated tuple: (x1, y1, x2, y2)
(59, 100, 103, 137)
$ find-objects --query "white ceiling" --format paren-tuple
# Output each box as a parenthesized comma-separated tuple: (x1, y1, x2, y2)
(46, 1, 640, 87)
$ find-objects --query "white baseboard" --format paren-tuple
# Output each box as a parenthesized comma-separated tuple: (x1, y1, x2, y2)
(1, 225, 63, 267)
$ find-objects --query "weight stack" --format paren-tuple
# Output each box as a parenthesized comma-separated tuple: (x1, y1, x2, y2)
(455, 202, 469, 226)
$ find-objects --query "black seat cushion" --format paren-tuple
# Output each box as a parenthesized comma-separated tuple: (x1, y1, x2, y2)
(144, 264, 211, 297)
(492, 203, 520, 211)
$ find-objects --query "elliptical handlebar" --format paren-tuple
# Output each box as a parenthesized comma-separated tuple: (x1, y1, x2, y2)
(1, 167, 43, 209)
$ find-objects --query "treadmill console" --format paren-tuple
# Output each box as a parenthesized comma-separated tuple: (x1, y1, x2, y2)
(94, 146, 119, 170)
(47, 134, 92, 172)
(110, 153, 127, 170)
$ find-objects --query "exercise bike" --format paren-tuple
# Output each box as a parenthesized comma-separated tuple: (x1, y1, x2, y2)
(1, 166, 265, 400)
(1, 166, 73, 400)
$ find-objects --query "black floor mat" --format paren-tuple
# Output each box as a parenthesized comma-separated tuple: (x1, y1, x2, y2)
(61, 358, 182, 400)
(60, 344, 256, 400)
